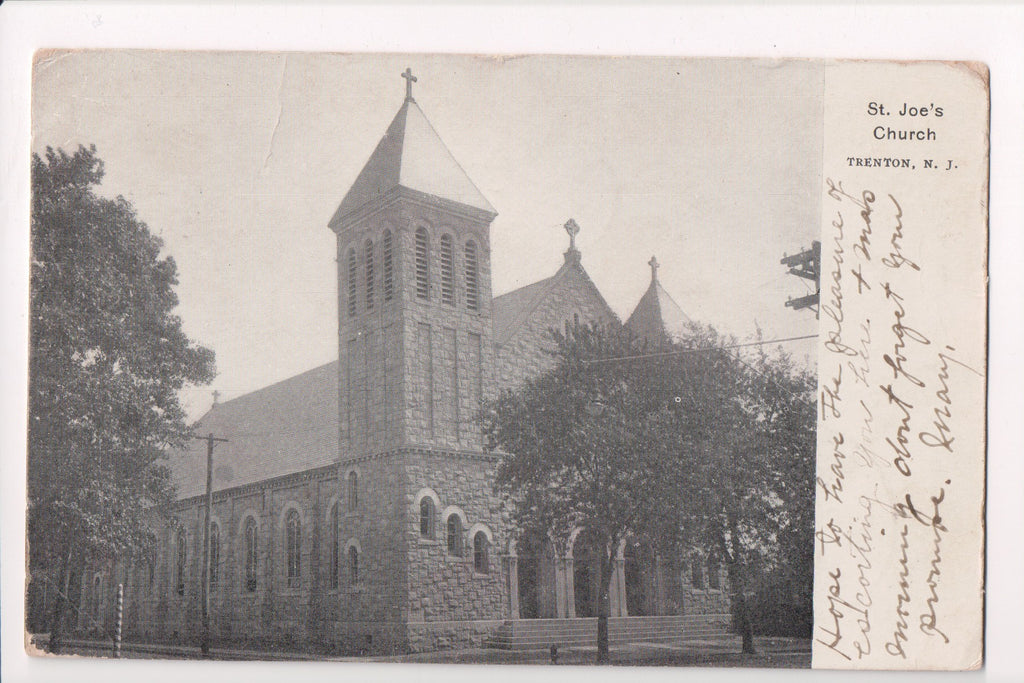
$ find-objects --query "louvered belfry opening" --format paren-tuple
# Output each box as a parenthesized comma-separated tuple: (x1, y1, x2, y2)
(415, 227, 430, 300)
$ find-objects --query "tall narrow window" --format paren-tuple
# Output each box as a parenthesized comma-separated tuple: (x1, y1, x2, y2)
(209, 522, 220, 589)
(364, 239, 374, 311)
(419, 498, 435, 538)
(347, 471, 358, 512)
(440, 234, 454, 305)
(415, 227, 429, 300)
(244, 518, 258, 593)
(347, 248, 358, 318)
(93, 576, 102, 620)
(286, 510, 301, 588)
(473, 532, 489, 574)
(691, 557, 705, 589)
(707, 554, 720, 589)
(175, 530, 187, 596)
(348, 546, 359, 585)
(382, 229, 394, 302)
(465, 240, 479, 311)
(330, 503, 340, 590)
(447, 515, 463, 556)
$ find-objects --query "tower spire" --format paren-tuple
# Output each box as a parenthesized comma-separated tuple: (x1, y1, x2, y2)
(401, 67, 418, 102)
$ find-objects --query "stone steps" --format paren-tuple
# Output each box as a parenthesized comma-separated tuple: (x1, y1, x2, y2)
(487, 614, 734, 651)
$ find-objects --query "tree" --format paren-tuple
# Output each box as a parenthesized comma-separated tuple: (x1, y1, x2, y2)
(483, 320, 815, 659)
(28, 146, 216, 652)
(649, 325, 816, 652)
(484, 322, 679, 662)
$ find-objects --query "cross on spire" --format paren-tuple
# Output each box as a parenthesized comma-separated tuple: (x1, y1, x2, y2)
(401, 67, 418, 102)
(648, 255, 660, 281)
(212, 389, 221, 406)
(564, 218, 581, 251)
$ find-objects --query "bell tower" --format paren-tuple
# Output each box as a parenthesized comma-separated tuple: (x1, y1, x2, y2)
(327, 69, 509, 652)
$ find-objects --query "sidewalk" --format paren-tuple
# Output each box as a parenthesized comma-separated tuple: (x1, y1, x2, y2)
(39, 635, 811, 668)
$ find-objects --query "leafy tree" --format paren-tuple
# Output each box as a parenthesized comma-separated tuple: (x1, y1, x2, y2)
(28, 146, 216, 652)
(484, 322, 679, 662)
(483, 321, 815, 659)
(651, 326, 816, 652)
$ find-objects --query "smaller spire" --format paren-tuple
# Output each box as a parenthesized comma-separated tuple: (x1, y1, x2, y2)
(648, 255, 660, 282)
(401, 67, 418, 102)
(563, 218, 581, 265)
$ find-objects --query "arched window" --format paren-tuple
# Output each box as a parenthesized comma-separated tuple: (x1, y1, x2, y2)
(382, 229, 394, 302)
(348, 546, 359, 585)
(447, 515, 464, 556)
(465, 240, 479, 311)
(440, 234, 454, 306)
(209, 522, 220, 589)
(364, 239, 374, 311)
(347, 248, 358, 318)
(244, 518, 258, 593)
(691, 557, 705, 589)
(175, 530, 187, 596)
(473, 532, 490, 573)
(347, 471, 359, 512)
(285, 509, 301, 588)
(419, 498, 435, 538)
(330, 503, 340, 590)
(415, 227, 429, 300)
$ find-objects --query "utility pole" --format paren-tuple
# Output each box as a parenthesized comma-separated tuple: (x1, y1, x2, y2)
(781, 240, 821, 317)
(194, 432, 228, 658)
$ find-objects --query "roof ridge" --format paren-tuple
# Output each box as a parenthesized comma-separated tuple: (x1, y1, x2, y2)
(195, 360, 338, 424)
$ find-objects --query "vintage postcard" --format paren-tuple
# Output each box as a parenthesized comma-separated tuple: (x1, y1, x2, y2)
(23, 52, 986, 673)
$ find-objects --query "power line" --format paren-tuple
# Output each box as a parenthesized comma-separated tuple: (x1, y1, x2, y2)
(580, 334, 819, 365)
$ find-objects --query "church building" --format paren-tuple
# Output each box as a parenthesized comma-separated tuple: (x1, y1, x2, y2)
(78, 71, 730, 654)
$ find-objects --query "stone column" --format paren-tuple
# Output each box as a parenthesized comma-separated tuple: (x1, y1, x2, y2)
(654, 554, 667, 616)
(505, 553, 519, 619)
(554, 559, 568, 619)
(563, 557, 576, 618)
(610, 557, 628, 617)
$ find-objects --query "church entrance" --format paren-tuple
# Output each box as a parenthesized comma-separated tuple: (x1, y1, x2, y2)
(624, 538, 656, 616)
(515, 528, 557, 619)
(570, 531, 601, 618)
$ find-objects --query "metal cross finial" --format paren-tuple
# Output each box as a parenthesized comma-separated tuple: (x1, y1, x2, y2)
(401, 67, 418, 101)
(564, 218, 581, 251)
(212, 390, 221, 406)
(649, 255, 660, 281)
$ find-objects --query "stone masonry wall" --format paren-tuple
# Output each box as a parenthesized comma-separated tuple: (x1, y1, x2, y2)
(495, 259, 617, 394)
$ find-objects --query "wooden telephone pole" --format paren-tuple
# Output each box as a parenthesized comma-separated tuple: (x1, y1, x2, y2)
(194, 432, 228, 657)
(781, 240, 821, 317)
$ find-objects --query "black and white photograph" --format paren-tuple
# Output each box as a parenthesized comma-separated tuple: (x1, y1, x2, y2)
(24, 52, 823, 668)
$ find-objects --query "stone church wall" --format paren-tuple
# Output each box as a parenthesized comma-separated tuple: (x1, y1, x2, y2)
(403, 449, 510, 650)
(495, 263, 618, 393)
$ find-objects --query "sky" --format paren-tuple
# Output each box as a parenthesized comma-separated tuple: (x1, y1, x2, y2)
(32, 52, 823, 419)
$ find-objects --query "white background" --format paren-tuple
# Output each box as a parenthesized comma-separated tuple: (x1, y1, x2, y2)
(2, 4, 1022, 683)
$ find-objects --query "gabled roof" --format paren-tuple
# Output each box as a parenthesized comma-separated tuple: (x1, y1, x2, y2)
(491, 252, 617, 347)
(625, 274, 693, 344)
(330, 98, 495, 226)
(166, 362, 339, 500)
(491, 274, 559, 345)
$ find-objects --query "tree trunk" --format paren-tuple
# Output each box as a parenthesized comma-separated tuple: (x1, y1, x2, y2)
(596, 548, 612, 663)
(724, 507, 755, 655)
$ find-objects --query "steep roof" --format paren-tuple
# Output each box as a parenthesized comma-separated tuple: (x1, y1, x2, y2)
(491, 274, 559, 345)
(491, 251, 617, 347)
(330, 98, 495, 225)
(167, 362, 339, 500)
(625, 271, 693, 344)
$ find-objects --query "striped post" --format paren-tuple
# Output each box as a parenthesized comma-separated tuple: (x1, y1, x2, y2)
(113, 583, 123, 659)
